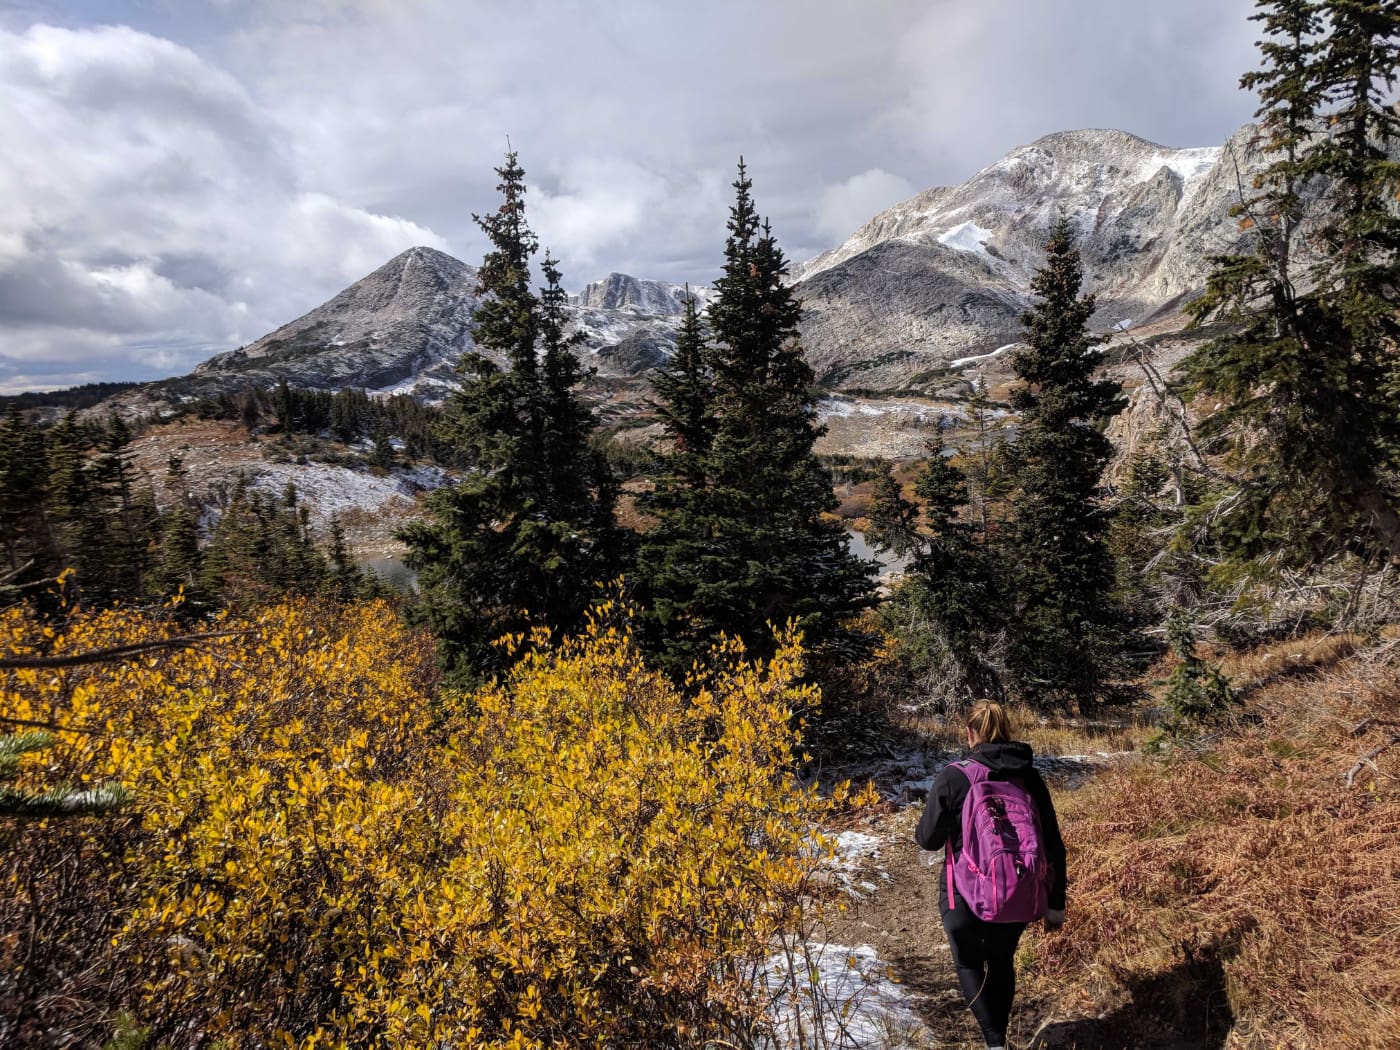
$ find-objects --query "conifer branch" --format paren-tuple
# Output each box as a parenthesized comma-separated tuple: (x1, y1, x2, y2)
(0, 716, 101, 736)
(1117, 329, 1251, 489)
(0, 782, 129, 818)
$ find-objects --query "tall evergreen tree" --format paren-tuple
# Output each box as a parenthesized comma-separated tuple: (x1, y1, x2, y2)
(398, 152, 619, 683)
(650, 292, 714, 489)
(1183, 0, 1400, 572)
(152, 505, 203, 607)
(91, 416, 158, 601)
(537, 250, 624, 591)
(44, 413, 110, 598)
(0, 408, 55, 580)
(635, 162, 875, 673)
(867, 436, 1003, 704)
(999, 219, 1129, 705)
(963, 374, 1012, 537)
(634, 294, 720, 663)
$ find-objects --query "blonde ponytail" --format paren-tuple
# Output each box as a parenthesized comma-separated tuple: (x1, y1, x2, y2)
(966, 699, 1013, 745)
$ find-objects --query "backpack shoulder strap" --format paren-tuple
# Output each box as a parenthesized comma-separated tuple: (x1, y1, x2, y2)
(955, 757, 990, 784)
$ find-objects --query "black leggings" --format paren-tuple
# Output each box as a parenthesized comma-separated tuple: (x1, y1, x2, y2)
(941, 892, 1027, 1047)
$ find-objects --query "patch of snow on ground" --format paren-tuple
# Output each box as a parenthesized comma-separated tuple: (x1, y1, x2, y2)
(762, 941, 935, 1049)
(951, 342, 1018, 368)
(1035, 750, 1137, 787)
(819, 397, 950, 423)
(831, 830, 883, 867)
(816, 828, 891, 901)
(895, 776, 937, 801)
(243, 462, 449, 528)
(938, 220, 996, 257)
(879, 747, 1139, 801)
(375, 370, 460, 396)
(818, 398, 857, 418)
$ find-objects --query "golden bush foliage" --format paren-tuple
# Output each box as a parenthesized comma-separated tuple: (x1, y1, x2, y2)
(1, 599, 835, 1048)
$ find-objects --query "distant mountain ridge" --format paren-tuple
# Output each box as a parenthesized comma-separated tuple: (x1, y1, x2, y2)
(575, 273, 711, 315)
(182, 248, 714, 400)
(170, 122, 1270, 402)
(194, 246, 481, 396)
(792, 125, 1264, 388)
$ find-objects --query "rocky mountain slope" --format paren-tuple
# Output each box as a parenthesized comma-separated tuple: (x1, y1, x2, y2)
(177, 248, 712, 401)
(164, 123, 1268, 404)
(193, 246, 481, 398)
(793, 125, 1263, 388)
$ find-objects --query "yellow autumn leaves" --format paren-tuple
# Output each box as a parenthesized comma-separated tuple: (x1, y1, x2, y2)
(1, 598, 840, 1048)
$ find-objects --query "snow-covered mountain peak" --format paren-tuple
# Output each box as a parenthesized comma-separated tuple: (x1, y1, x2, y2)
(794, 129, 1230, 289)
(789, 123, 1264, 389)
(574, 273, 711, 315)
(175, 123, 1265, 403)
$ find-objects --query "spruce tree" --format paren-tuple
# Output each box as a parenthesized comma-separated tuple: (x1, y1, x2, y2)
(537, 250, 624, 596)
(1183, 0, 1400, 572)
(636, 162, 875, 673)
(151, 505, 203, 607)
(1162, 610, 1237, 734)
(398, 152, 619, 683)
(45, 412, 109, 598)
(92, 416, 157, 601)
(867, 436, 1003, 704)
(1000, 219, 1128, 706)
(963, 374, 1012, 536)
(650, 293, 714, 489)
(0, 408, 55, 580)
(634, 293, 721, 664)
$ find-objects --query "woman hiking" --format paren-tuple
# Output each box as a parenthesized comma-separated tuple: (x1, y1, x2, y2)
(915, 700, 1067, 1050)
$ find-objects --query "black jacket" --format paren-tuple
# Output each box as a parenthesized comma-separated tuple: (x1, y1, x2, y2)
(914, 741, 1067, 911)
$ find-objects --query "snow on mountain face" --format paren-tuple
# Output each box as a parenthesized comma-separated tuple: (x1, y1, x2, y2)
(185, 249, 713, 400)
(574, 273, 710, 315)
(193, 245, 482, 395)
(568, 278, 713, 376)
(795, 130, 1226, 287)
(177, 124, 1265, 403)
(792, 126, 1259, 389)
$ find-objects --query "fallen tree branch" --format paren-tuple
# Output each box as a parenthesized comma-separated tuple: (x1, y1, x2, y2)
(1350, 717, 1400, 737)
(0, 715, 101, 736)
(1344, 734, 1399, 787)
(0, 561, 35, 587)
(0, 630, 249, 671)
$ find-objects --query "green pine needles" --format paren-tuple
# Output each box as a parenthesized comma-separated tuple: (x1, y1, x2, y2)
(0, 729, 128, 819)
(399, 152, 622, 685)
(634, 161, 877, 676)
(1183, 0, 1400, 578)
(868, 220, 1132, 709)
(1162, 611, 1237, 733)
(1001, 218, 1133, 705)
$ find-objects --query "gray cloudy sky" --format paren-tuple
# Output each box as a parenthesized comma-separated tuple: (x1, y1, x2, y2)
(0, 0, 1259, 392)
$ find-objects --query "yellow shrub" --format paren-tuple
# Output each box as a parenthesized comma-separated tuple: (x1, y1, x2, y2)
(1, 599, 830, 1048)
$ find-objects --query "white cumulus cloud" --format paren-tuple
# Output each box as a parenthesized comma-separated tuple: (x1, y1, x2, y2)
(816, 169, 918, 242)
(0, 23, 444, 391)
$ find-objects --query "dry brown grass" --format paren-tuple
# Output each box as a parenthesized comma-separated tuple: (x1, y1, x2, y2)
(1218, 631, 1367, 691)
(1021, 641, 1400, 1049)
(895, 704, 1151, 758)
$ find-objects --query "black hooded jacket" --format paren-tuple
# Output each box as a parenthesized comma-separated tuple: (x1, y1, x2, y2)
(914, 741, 1067, 911)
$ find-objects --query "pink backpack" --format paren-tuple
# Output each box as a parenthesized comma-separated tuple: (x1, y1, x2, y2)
(946, 759, 1051, 923)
